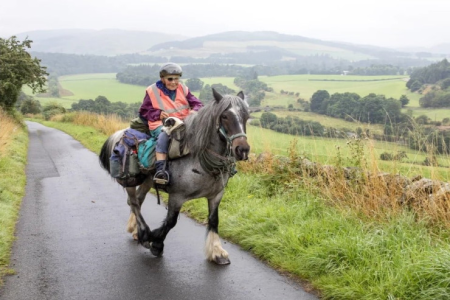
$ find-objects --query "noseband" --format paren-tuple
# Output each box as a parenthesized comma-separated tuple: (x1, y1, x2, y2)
(218, 126, 247, 145)
(199, 114, 247, 181)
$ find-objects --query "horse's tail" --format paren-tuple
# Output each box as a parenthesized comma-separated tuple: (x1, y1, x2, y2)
(99, 129, 125, 174)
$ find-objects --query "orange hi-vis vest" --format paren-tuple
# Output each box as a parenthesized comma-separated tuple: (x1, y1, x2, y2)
(146, 83, 190, 130)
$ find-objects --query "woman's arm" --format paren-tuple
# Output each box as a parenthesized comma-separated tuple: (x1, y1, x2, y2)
(186, 91, 203, 111)
(139, 92, 162, 122)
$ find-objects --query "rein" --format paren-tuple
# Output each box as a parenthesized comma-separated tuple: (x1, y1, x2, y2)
(199, 126, 246, 181)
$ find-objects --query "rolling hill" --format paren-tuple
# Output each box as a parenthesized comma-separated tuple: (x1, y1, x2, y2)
(14, 29, 187, 55)
(11, 29, 416, 62)
(145, 31, 408, 61)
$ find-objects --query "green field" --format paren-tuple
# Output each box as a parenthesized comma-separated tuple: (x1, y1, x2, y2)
(251, 111, 385, 134)
(247, 125, 450, 181)
(258, 74, 420, 103)
(405, 107, 450, 122)
(23, 73, 146, 108)
(22, 73, 450, 120)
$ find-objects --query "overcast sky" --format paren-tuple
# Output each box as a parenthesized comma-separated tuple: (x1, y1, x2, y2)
(0, 0, 448, 49)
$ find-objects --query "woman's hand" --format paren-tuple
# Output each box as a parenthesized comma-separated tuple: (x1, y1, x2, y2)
(160, 111, 169, 120)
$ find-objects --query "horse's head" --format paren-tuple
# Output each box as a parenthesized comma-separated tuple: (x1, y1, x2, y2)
(213, 88, 251, 161)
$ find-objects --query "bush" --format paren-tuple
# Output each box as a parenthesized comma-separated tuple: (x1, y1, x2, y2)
(440, 78, 450, 90)
(249, 119, 261, 126)
(415, 115, 430, 125)
(380, 152, 393, 161)
(42, 102, 66, 120)
(20, 99, 41, 114)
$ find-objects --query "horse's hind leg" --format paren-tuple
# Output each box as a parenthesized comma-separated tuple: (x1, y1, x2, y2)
(205, 191, 230, 265)
(149, 195, 184, 257)
(126, 181, 153, 248)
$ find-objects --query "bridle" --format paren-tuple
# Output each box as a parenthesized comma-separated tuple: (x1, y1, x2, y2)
(199, 108, 247, 181)
(218, 126, 247, 145)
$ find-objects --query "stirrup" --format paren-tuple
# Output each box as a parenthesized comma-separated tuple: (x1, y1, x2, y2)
(153, 170, 170, 186)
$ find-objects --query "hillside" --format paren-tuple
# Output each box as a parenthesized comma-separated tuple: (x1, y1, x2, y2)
(12, 29, 411, 61)
(14, 29, 187, 55)
(146, 31, 407, 61)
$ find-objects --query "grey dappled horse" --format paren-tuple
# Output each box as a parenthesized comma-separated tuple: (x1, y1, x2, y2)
(99, 89, 250, 264)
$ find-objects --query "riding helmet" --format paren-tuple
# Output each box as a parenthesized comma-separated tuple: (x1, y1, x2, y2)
(159, 63, 183, 78)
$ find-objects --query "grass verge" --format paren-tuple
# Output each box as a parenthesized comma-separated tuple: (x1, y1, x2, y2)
(183, 174, 450, 299)
(0, 110, 28, 286)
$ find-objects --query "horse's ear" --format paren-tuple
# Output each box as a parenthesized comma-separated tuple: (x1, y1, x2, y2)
(212, 88, 222, 102)
(237, 91, 244, 100)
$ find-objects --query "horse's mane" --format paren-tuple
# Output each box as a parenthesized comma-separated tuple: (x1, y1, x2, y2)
(184, 95, 249, 156)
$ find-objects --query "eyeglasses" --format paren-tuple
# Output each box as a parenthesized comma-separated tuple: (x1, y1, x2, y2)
(165, 77, 180, 82)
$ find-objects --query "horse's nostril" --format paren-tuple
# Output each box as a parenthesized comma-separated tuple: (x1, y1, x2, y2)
(235, 146, 250, 161)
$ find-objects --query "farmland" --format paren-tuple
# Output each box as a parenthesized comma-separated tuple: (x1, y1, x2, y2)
(247, 125, 450, 181)
(23, 73, 450, 120)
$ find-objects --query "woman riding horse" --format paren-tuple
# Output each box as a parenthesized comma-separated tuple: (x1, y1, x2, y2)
(99, 88, 250, 264)
(138, 63, 203, 185)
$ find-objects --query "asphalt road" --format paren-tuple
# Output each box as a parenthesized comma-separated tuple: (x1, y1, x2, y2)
(0, 122, 318, 300)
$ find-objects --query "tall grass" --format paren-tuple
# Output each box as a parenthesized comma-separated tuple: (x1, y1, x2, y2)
(0, 109, 28, 285)
(183, 173, 450, 299)
(241, 125, 450, 230)
(52, 111, 128, 135)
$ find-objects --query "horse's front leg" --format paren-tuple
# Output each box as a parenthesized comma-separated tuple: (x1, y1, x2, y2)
(126, 176, 153, 241)
(126, 178, 153, 248)
(205, 191, 230, 265)
(149, 195, 183, 257)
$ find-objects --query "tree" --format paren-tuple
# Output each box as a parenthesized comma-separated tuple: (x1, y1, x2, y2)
(410, 81, 422, 92)
(0, 36, 48, 111)
(260, 112, 277, 127)
(94, 95, 111, 114)
(185, 78, 204, 91)
(47, 75, 60, 97)
(310, 90, 330, 114)
(198, 84, 235, 103)
(399, 95, 409, 107)
(440, 78, 450, 90)
(326, 92, 360, 118)
(20, 99, 41, 114)
(249, 91, 265, 106)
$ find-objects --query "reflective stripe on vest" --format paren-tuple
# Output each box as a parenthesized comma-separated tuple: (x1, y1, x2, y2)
(146, 84, 190, 130)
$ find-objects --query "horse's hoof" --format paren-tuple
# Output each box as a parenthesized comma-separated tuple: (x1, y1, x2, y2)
(142, 241, 151, 249)
(132, 233, 138, 241)
(150, 243, 164, 257)
(213, 256, 231, 265)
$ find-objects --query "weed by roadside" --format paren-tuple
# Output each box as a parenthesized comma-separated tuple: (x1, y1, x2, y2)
(0, 109, 28, 285)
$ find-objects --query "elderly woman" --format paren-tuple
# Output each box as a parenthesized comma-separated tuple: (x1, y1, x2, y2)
(139, 63, 203, 185)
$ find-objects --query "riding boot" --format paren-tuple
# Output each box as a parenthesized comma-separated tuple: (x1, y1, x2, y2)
(153, 160, 170, 186)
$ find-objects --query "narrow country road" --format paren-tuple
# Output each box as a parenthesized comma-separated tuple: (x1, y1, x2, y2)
(0, 122, 317, 300)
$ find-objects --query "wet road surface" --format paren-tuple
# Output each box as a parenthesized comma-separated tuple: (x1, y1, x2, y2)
(0, 122, 318, 300)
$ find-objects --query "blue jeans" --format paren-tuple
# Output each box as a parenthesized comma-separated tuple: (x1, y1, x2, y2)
(156, 131, 170, 153)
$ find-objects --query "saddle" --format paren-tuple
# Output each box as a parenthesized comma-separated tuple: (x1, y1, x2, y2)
(110, 117, 189, 187)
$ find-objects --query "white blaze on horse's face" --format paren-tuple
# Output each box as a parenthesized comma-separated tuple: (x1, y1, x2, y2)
(221, 104, 250, 161)
(229, 107, 245, 133)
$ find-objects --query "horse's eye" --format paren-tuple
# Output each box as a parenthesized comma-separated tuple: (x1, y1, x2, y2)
(221, 115, 228, 120)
